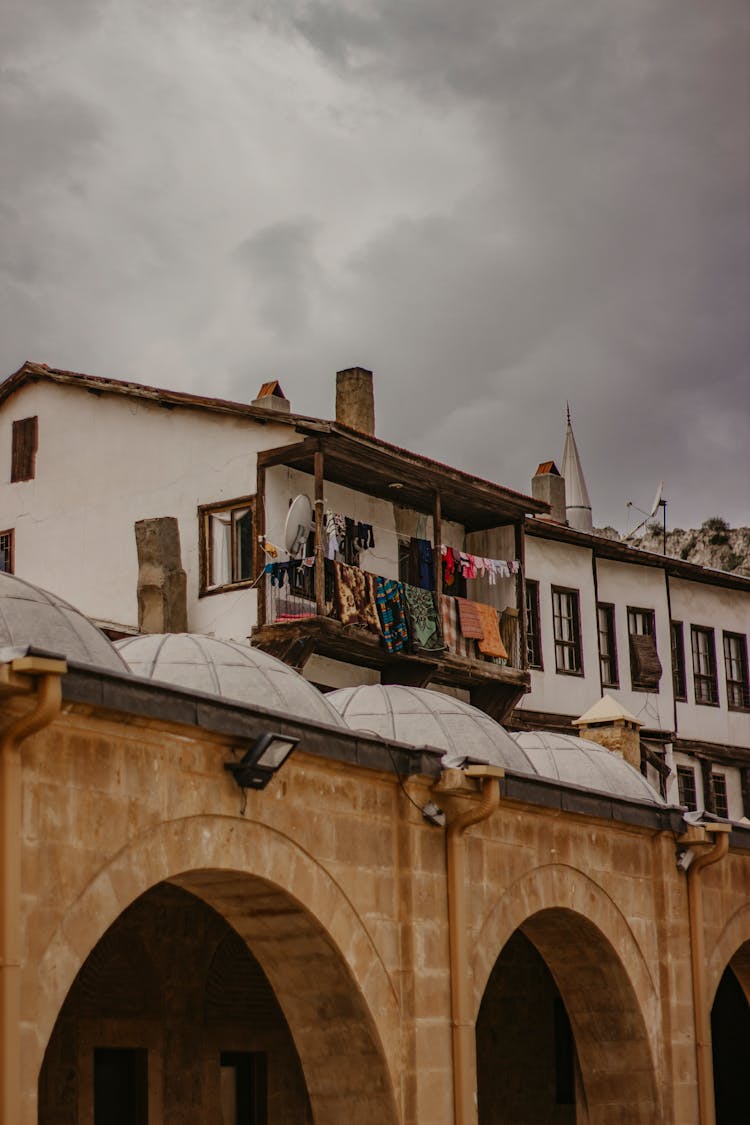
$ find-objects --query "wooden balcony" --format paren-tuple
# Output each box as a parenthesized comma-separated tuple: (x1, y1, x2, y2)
(251, 614, 530, 722)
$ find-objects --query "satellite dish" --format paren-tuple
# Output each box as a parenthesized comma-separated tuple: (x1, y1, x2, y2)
(284, 494, 313, 557)
(649, 480, 665, 518)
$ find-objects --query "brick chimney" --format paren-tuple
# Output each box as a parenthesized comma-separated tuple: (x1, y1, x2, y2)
(572, 695, 644, 772)
(336, 367, 375, 435)
(134, 517, 188, 634)
(531, 461, 566, 523)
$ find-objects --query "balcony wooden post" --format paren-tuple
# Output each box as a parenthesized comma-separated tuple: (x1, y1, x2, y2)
(433, 490, 442, 600)
(515, 520, 526, 670)
(314, 450, 326, 616)
(256, 463, 267, 627)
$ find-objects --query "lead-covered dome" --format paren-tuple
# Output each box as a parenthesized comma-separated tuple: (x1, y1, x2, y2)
(0, 572, 128, 671)
(327, 684, 533, 772)
(116, 633, 345, 727)
(328, 684, 666, 805)
(510, 730, 666, 805)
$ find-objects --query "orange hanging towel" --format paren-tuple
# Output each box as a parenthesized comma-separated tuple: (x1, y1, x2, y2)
(475, 603, 508, 659)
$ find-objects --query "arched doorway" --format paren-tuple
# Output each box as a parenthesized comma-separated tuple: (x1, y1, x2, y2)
(711, 941, 750, 1124)
(39, 883, 312, 1124)
(477, 908, 659, 1125)
(34, 817, 401, 1125)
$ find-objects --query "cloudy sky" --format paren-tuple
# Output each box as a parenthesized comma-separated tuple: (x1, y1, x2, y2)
(2, 0, 749, 530)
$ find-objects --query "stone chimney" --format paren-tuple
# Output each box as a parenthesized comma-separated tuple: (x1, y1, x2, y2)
(572, 695, 644, 772)
(531, 461, 566, 523)
(134, 517, 188, 634)
(335, 367, 375, 435)
(251, 380, 290, 414)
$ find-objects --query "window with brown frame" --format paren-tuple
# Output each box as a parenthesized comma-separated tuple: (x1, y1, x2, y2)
(552, 586, 583, 675)
(627, 607, 662, 691)
(723, 632, 749, 711)
(670, 621, 687, 701)
(676, 765, 698, 811)
(0, 529, 13, 574)
(597, 603, 618, 687)
(525, 579, 543, 669)
(712, 773, 729, 819)
(199, 496, 256, 594)
(691, 625, 719, 705)
(11, 416, 38, 482)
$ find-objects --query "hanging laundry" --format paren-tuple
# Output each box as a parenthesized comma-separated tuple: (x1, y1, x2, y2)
(375, 577, 409, 654)
(457, 598, 485, 640)
(475, 603, 508, 659)
(440, 596, 474, 658)
(441, 545, 455, 585)
(417, 539, 435, 590)
(333, 562, 379, 632)
(402, 585, 445, 653)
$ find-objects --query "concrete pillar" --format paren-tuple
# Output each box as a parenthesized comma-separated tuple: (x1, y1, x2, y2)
(336, 367, 375, 435)
(134, 517, 188, 634)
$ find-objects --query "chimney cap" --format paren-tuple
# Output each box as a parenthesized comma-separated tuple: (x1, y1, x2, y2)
(535, 460, 561, 477)
(572, 694, 644, 729)
(252, 380, 290, 413)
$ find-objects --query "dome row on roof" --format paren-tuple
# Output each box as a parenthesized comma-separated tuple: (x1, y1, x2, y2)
(0, 571, 666, 805)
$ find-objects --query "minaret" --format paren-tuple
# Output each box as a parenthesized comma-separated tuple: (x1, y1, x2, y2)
(561, 404, 593, 532)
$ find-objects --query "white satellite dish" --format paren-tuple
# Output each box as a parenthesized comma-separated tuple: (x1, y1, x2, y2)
(284, 494, 314, 557)
(649, 480, 665, 518)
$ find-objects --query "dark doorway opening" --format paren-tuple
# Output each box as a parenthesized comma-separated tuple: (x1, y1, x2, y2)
(94, 1048, 148, 1125)
(712, 965, 750, 1124)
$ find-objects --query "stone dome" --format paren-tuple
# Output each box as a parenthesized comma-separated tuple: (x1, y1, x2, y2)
(328, 684, 666, 805)
(327, 684, 533, 772)
(0, 572, 128, 672)
(510, 730, 666, 805)
(116, 633, 345, 727)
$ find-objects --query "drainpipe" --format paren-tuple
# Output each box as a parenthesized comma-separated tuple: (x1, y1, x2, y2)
(1, 656, 65, 1125)
(444, 764, 503, 1125)
(679, 822, 731, 1125)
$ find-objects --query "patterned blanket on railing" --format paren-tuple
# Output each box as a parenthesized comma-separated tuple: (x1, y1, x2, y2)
(333, 562, 380, 632)
(440, 596, 474, 659)
(475, 602, 508, 659)
(375, 577, 409, 653)
(402, 584, 445, 653)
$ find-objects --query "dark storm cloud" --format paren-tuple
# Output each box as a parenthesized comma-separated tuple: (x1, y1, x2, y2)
(1, 0, 748, 529)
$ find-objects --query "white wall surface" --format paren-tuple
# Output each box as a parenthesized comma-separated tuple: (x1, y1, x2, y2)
(520, 537, 600, 719)
(669, 577, 750, 748)
(0, 382, 298, 639)
(595, 558, 675, 732)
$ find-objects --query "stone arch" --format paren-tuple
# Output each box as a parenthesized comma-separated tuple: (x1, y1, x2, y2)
(707, 902, 750, 1006)
(473, 864, 661, 1124)
(35, 814, 401, 1125)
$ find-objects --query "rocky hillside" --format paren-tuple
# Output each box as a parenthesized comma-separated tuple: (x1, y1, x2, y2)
(595, 519, 750, 577)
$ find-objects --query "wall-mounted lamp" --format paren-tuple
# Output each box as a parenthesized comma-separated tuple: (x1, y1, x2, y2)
(224, 732, 299, 791)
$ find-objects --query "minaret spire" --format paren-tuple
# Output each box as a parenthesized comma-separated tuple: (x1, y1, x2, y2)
(561, 405, 593, 532)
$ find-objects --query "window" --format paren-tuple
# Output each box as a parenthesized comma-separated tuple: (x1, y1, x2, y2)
(0, 529, 13, 574)
(712, 773, 729, 819)
(94, 1048, 148, 1125)
(200, 497, 256, 593)
(11, 416, 38, 482)
(691, 625, 719, 706)
(552, 587, 582, 674)
(677, 765, 698, 811)
(597, 603, 618, 687)
(525, 579, 543, 668)
(723, 632, 749, 711)
(671, 621, 687, 701)
(220, 1052, 267, 1125)
(627, 607, 662, 691)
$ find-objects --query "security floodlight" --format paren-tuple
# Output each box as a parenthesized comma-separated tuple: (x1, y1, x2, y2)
(224, 732, 299, 791)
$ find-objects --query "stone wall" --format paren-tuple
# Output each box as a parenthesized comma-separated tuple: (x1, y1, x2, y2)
(15, 697, 750, 1124)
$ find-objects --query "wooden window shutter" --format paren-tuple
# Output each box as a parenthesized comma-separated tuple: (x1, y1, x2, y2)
(11, 417, 38, 482)
(630, 634, 662, 687)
